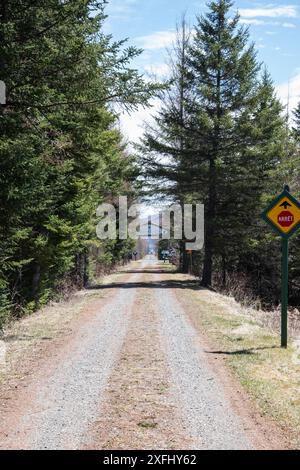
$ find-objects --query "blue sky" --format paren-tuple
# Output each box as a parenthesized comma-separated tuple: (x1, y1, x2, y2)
(103, 1, 300, 142)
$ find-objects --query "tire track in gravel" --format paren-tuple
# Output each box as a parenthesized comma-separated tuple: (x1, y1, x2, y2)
(155, 269, 253, 450)
(1, 265, 145, 450)
(85, 265, 192, 450)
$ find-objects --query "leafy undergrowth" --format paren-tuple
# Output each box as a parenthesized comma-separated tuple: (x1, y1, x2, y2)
(176, 275, 300, 449)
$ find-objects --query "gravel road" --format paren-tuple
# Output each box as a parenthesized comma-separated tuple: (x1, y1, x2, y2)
(0, 258, 270, 449)
(155, 284, 252, 450)
(2, 268, 143, 450)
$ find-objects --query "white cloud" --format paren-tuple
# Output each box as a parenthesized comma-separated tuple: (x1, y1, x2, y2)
(240, 19, 296, 27)
(240, 18, 266, 25)
(135, 31, 176, 50)
(119, 99, 161, 145)
(282, 22, 296, 28)
(144, 63, 171, 78)
(276, 72, 300, 115)
(107, 0, 139, 19)
(240, 5, 298, 19)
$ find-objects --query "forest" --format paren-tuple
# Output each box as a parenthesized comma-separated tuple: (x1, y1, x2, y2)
(1, 0, 300, 328)
(0, 0, 160, 326)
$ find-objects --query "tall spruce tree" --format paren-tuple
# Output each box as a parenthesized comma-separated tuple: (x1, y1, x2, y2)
(139, 19, 204, 271)
(139, 0, 288, 297)
(187, 0, 260, 286)
(223, 69, 286, 298)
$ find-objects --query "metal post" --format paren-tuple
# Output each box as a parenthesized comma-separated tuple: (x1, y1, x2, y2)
(281, 238, 289, 348)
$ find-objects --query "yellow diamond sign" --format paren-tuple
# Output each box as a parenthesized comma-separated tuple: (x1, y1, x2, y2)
(261, 188, 300, 239)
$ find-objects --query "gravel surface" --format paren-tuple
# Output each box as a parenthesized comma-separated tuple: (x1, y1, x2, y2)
(156, 284, 253, 450)
(10, 269, 142, 450)
(85, 268, 192, 450)
(1, 259, 268, 450)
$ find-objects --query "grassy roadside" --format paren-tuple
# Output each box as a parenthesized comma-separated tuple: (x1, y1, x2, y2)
(174, 273, 300, 449)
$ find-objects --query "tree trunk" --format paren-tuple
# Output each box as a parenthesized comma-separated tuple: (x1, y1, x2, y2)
(83, 251, 89, 288)
(201, 157, 216, 287)
(222, 254, 226, 287)
(180, 241, 189, 273)
(32, 263, 41, 297)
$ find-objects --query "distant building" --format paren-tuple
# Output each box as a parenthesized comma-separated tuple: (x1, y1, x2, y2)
(135, 217, 162, 256)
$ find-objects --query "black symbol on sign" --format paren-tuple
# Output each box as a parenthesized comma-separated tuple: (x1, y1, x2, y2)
(280, 201, 292, 209)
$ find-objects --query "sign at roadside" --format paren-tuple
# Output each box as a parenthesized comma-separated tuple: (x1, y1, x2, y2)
(261, 186, 300, 348)
(261, 189, 300, 238)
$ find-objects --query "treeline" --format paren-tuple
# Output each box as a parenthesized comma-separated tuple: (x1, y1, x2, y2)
(0, 0, 156, 326)
(139, 0, 300, 308)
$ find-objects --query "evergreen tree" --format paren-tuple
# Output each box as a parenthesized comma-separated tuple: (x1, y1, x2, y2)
(0, 0, 158, 324)
(224, 69, 286, 299)
(139, 18, 201, 271)
(186, 0, 260, 286)
(139, 0, 287, 300)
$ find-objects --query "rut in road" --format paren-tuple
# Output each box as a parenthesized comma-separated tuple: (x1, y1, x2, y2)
(1, 259, 259, 449)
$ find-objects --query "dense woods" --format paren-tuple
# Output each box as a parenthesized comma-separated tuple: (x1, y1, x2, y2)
(1, 0, 300, 328)
(0, 0, 157, 326)
(139, 0, 300, 308)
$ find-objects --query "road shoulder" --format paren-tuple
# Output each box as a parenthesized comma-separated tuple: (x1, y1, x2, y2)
(171, 271, 294, 449)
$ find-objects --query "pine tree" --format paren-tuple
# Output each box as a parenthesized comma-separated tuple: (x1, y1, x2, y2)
(186, 0, 260, 286)
(139, 0, 288, 297)
(138, 18, 201, 271)
(220, 69, 286, 297)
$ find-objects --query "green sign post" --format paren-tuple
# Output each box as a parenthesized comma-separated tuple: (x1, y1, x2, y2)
(261, 185, 300, 348)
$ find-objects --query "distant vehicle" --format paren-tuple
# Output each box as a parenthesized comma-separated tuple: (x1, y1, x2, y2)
(161, 250, 170, 263)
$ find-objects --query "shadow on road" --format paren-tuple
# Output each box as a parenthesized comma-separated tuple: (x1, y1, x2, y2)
(205, 346, 279, 356)
(118, 269, 169, 274)
(88, 279, 202, 291)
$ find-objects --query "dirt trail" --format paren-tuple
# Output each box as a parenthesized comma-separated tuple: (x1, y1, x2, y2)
(0, 265, 142, 449)
(0, 258, 282, 450)
(85, 268, 191, 450)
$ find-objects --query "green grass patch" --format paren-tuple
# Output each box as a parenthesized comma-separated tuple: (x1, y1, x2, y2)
(138, 421, 158, 429)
